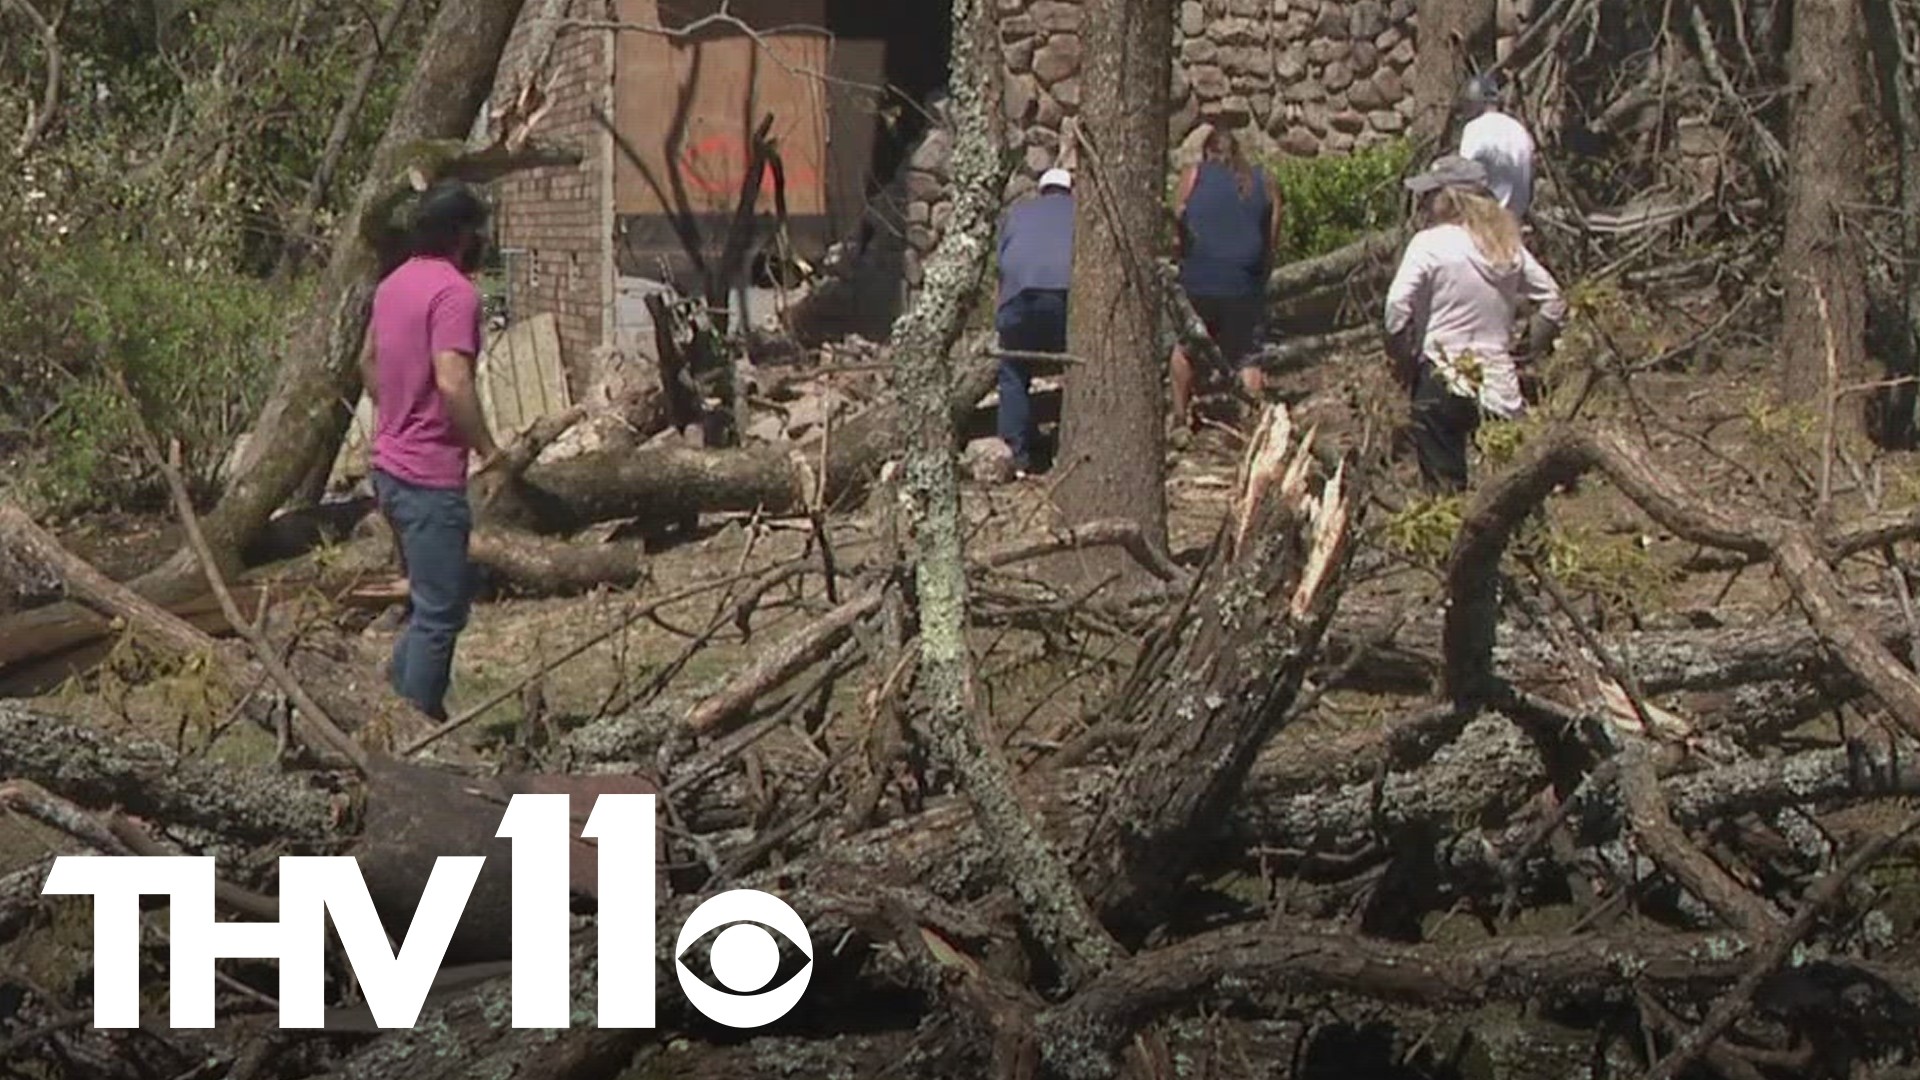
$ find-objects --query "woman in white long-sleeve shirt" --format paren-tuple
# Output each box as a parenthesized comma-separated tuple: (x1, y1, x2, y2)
(1384, 154, 1567, 492)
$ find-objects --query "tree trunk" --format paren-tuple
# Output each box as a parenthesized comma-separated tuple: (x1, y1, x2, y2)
(1408, 0, 1499, 147)
(1052, 0, 1173, 589)
(487, 345, 1000, 533)
(1777, 0, 1871, 426)
(1866, 0, 1920, 443)
(898, 0, 1121, 994)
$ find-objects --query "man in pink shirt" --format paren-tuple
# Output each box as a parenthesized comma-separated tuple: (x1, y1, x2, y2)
(361, 180, 502, 721)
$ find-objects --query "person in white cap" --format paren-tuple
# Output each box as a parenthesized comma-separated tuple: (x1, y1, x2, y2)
(992, 166, 1076, 476)
(1384, 154, 1565, 492)
(1456, 73, 1536, 222)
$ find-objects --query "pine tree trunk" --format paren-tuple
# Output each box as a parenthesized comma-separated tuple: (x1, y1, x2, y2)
(1052, 0, 1173, 588)
(1408, 0, 1498, 147)
(1777, 0, 1871, 430)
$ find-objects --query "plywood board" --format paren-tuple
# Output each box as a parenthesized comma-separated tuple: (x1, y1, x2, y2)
(613, 1, 832, 221)
(476, 312, 570, 438)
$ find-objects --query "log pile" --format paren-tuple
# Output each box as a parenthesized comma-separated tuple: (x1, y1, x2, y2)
(9, 395, 1920, 1078)
(8, 0, 1920, 1073)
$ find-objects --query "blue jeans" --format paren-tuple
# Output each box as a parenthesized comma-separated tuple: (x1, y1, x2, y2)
(372, 469, 474, 721)
(995, 288, 1068, 470)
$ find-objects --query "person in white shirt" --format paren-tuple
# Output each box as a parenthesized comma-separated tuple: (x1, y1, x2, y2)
(1384, 154, 1566, 492)
(1456, 74, 1536, 221)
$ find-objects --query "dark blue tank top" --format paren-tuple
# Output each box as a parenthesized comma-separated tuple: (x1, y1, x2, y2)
(1179, 161, 1272, 298)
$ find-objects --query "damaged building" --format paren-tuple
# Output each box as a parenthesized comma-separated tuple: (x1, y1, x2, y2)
(485, 0, 1426, 402)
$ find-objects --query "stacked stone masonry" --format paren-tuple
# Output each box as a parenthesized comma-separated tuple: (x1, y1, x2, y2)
(898, 0, 1420, 290)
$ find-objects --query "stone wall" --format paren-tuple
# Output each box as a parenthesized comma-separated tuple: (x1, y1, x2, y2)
(895, 0, 1420, 293)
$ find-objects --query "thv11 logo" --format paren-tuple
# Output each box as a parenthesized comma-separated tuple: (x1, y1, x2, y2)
(41, 794, 813, 1030)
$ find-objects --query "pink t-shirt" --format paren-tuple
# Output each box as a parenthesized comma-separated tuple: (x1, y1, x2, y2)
(369, 256, 483, 489)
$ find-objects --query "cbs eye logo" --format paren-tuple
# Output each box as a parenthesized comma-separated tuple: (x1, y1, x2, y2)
(674, 889, 814, 1027)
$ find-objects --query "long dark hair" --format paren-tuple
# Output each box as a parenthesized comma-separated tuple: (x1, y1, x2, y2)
(1203, 128, 1254, 199)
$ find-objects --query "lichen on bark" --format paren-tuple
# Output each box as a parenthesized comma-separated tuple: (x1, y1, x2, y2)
(891, 0, 1119, 991)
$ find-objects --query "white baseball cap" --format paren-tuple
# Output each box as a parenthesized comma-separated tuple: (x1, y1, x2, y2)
(1038, 167, 1073, 191)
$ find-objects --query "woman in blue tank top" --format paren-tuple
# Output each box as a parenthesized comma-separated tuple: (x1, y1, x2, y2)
(1169, 128, 1281, 431)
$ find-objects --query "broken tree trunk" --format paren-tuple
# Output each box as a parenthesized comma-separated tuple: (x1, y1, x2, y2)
(1075, 408, 1356, 939)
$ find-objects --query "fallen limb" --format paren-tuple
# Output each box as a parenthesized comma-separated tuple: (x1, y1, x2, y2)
(0, 701, 343, 848)
(0, 523, 645, 696)
(685, 588, 883, 736)
(157, 446, 377, 770)
(1032, 921, 1755, 1078)
(1644, 816, 1920, 1080)
(504, 338, 1000, 534)
(1619, 743, 1785, 934)
(1267, 228, 1406, 300)
(0, 498, 477, 766)
(0, 779, 281, 921)
(469, 527, 651, 594)
(1443, 426, 1920, 753)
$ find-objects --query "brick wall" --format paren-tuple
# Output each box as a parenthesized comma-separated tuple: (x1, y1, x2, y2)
(492, 4, 615, 392)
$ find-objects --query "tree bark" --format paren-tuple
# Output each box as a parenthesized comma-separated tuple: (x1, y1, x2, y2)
(897, 0, 1121, 995)
(0, 702, 342, 849)
(1408, 0, 1499, 146)
(1777, 0, 1871, 425)
(1052, 0, 1174, 590)
(1076, 410, 1355, 938)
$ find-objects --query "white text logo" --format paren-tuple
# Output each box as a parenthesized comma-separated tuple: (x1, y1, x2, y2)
(40, 794, 813, 1029)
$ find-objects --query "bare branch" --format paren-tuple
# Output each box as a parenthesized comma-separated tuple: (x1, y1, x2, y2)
(4, 0, 62, 156)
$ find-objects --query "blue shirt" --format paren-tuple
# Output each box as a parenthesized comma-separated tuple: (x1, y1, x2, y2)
(996, 192, 1076, 310)
(1179, 162, 1272, 298)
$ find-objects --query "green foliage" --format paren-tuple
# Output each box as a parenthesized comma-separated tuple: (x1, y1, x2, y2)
(1383, 493, 1466, 567)
(1264, 139, 1413, 260)
(3, 0, 428, 274)
(0, 0, 427, 509)
(6, 228, 286, 512)
(1742, 388, 1823, 461)
(1513, 518, 1677, 615)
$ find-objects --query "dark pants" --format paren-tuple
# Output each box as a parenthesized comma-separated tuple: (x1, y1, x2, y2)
(372, 468, 474, 721)
(1188, 292, 1266, 375)
(995, 288, 1069, 470)
(1410, 363, 1482, 494)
